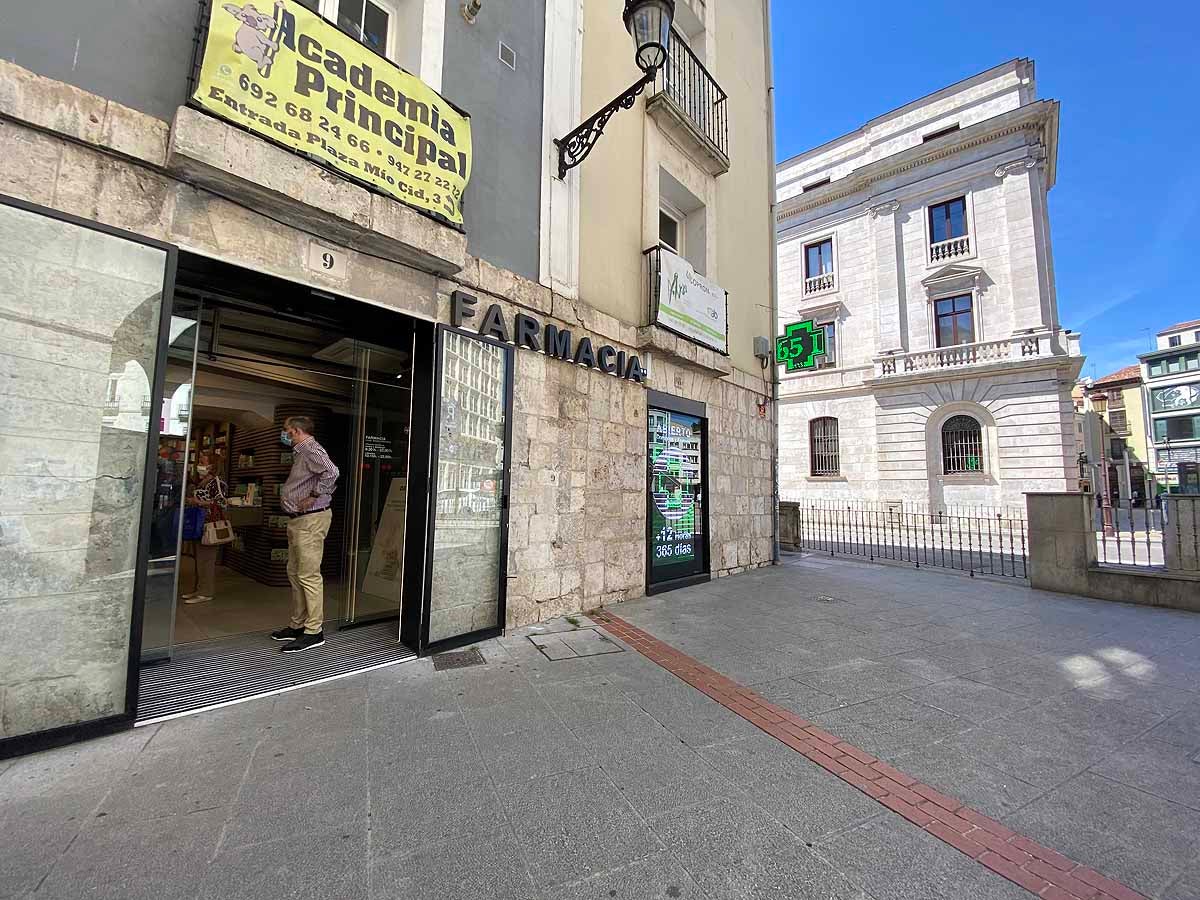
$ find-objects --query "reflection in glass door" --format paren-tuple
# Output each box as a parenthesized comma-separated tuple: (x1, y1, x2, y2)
(141, 297, 202, 661)
(424, 327, 512, 648)
(344, 338, 415, 625)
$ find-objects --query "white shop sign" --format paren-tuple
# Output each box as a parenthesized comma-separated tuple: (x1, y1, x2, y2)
(655, 250, 728, 355)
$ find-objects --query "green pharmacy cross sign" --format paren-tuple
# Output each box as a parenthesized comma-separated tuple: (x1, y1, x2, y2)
(775, 319, 825, 372)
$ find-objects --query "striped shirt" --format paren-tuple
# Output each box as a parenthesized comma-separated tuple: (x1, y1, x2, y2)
(281, 436, 340, 514)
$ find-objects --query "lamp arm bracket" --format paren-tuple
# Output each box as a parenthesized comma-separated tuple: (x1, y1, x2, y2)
(555, 70, 655, 179)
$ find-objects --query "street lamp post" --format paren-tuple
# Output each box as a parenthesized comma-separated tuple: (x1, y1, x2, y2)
(555, 0, 675, 179)
(1091, 391, 1115, 536)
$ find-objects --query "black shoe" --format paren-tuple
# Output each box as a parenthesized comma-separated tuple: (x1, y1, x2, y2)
(281, 632, 325, 653)
(271, 626, 304, 642)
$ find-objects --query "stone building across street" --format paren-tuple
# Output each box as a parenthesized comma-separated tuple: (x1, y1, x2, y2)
(775, 59, 1082, 512)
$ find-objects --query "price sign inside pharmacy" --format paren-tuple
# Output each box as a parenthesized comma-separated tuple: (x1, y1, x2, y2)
(648, 409, 707, 586)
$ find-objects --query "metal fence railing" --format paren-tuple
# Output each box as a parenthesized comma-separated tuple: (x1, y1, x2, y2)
(779, 503, 1027, 578)
(1094, 491, 1200, 571)
(778, 496, 1027, 522)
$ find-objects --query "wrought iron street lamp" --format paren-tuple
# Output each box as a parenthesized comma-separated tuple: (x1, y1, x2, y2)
(555, 0, 675, 179)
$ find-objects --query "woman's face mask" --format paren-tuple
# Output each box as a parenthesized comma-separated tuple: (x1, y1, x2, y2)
(280, 430, 294, 447)
(196, 465, 210, 476)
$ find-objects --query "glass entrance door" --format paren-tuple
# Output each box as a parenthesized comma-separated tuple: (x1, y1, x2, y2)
(423, 327, 512, 649)
(141, 296, 202, 662)
(343, 338, 415, 625)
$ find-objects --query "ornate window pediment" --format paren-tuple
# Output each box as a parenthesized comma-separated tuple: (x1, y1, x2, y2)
(922, 264, 984, 294)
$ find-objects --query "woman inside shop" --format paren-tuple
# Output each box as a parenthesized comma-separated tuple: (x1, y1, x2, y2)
(182, 453, 227, 605)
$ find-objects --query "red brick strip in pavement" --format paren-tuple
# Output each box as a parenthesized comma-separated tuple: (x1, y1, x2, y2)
(590, 609, 1147, 900)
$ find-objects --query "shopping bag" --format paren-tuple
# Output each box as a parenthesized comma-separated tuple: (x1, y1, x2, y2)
(202, 519, 235, 545)
(175, 506, 206, 542)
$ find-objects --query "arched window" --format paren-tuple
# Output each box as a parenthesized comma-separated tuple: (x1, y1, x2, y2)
(810, 417, 840, 475)
(942, 415, 983, 473)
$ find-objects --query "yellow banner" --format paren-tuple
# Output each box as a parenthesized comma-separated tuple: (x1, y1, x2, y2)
(193, 0, 471, 225)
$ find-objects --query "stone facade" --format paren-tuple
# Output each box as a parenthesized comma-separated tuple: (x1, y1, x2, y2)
(0, 53, 774, 718)
(775, 59, 1082, 512)
(428, 280, 774, 629)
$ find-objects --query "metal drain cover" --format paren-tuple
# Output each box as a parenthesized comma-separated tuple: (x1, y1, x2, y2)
(432, 648, 486, 671)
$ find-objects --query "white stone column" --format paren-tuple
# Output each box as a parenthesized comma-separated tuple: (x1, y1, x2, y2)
(996, 157, 1051, 332)
(868, 199, 904, 353)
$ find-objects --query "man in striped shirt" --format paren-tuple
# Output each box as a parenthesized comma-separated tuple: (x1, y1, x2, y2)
(271, 415, 340, 653)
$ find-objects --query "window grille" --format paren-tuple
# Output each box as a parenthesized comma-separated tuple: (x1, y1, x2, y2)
(942, 415, 983, 474)
(810, 417, 840, 475)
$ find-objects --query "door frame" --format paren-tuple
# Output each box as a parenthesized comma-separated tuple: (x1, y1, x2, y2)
(645, 389, 712, 596)
(0, 193, 178, 760)
(417, 323, 515, 654)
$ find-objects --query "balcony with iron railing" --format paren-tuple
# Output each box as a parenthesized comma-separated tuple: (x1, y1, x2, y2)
(872, 330, 1082, 380)
(647, 30, 730, 175)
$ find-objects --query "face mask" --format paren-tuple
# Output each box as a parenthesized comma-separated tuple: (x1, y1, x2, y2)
(196, 465, 209, 476)
(280, 430, 294, 447)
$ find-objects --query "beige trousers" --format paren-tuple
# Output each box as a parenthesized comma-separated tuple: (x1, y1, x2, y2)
(286, 508, 332, 634)
(195, 542, 218, 597)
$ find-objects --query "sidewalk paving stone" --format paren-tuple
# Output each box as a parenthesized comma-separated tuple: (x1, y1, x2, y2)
(814, 814, 1030, 900)
(541, 851, 706, 900)
(500, 766, 663, 890)
(6, 557, 1200, 900)
(197, 825, 368, 900)
(1088, 739, 1200, 811)
(886, 742, 1043, 819)
(369, 826, 535, 900)
(900, 677, 1037, 726)
(1005, 771, 1200, 899)
(792, 658, 935, 705)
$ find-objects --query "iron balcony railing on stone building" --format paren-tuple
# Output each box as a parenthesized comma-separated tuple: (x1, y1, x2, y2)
(644, 245, 663, 320)
(651, 29, 729, 163)
(779, 502, 1028, 578)
(929, 235, 971, 263)
(804, 272, 836, 295)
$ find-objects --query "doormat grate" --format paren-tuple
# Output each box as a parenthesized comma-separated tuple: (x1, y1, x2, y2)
(432, 648, 486, 671)
(137, 621, 415, 724)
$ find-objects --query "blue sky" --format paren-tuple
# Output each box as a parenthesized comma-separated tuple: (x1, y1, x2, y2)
(771, 0, 1200, 379)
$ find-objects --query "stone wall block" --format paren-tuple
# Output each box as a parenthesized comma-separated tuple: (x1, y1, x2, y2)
(54, 143, 175, 240)
(0, 60, 105, 146)
(509, 273, 553, 316)
(99, 101, 169, 167)
(0, 122, 63, 206)
(478, 257, 517, 301)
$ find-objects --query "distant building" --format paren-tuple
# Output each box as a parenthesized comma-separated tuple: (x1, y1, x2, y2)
(774, 59, 1083, 512)
(1083, 365, 1150, 502)
(1140, 319, 1200, 491)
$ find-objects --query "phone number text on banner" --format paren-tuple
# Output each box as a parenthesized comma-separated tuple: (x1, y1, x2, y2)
(194, 0, 472, 225)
